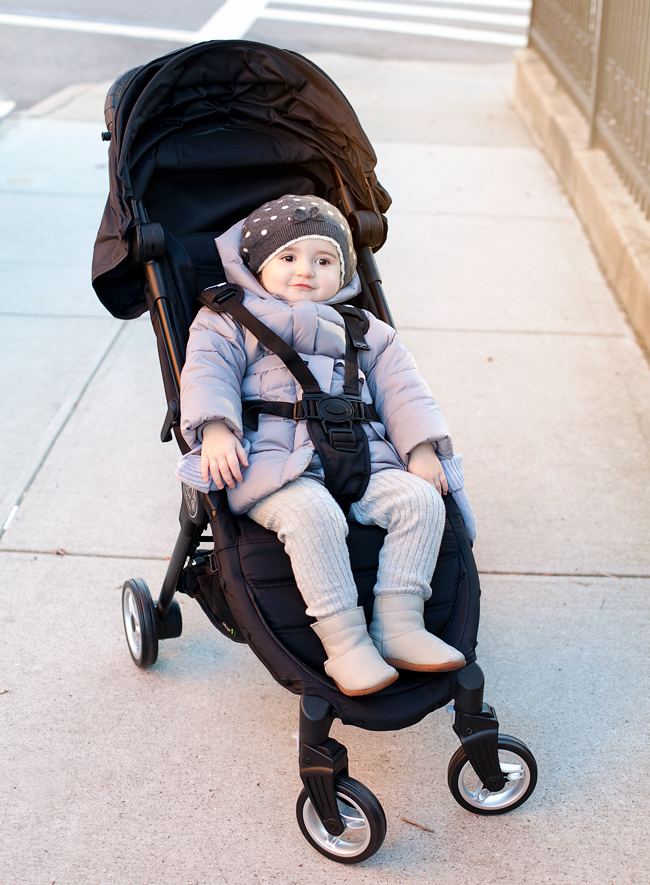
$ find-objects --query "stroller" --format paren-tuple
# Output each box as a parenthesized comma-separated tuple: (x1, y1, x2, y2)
(92, 40, 537, 864)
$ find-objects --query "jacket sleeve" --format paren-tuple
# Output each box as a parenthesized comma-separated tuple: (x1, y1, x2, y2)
(441, 454, 477, 542)
(359, 313, 453, 461)
(179, 306, 247, 449)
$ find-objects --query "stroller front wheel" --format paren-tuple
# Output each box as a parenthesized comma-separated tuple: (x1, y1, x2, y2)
(122, 579, 158, 668)
(447, 734, 537, 815)
(296, 775, 386, 864)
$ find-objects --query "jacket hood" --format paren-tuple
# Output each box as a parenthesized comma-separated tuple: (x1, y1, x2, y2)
(215, 220, 361, 305)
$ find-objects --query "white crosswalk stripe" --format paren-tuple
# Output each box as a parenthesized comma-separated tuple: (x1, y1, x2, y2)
(265, 0, 530, 28)
(260, 0, 529, 46)
(0, 99, 17, 119)
(0, 1, 530, 48)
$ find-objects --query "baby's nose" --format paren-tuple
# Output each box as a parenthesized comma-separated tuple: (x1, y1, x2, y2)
(295, 261, 314, 277)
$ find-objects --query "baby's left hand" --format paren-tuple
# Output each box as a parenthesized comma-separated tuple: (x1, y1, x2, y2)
(407, 443, 448, 495)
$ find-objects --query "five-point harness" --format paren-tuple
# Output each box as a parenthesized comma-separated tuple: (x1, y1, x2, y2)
(197, 283, 379, 513)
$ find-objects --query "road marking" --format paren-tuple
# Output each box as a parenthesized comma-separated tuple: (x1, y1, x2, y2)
(260, 7, 527, 44)
(0, 1, 269, 43)
(401, 0, 530, 7)
(0, 0, 527, 47)
(272, 0, 530, 28)
(0, 99, 16, 119)
(374, 0, 531, 12)
(0, 12, 195, 42)
(198, 0, 270, 40)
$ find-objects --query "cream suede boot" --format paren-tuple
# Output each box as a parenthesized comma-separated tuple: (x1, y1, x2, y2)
(311, 607, 399, 696)
(369, 595, 466, 672)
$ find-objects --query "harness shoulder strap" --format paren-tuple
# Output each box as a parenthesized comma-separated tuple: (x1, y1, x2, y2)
(198, 284, 321, 395)
(198, 286, 378, 429)
(334, 304, 370, 350)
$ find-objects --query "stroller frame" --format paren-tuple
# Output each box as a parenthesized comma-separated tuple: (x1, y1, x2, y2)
(125, 194, 531, 856)
(98, 41, 537, 863)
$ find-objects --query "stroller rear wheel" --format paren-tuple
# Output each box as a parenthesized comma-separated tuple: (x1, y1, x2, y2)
(447, 734, 537, 815)
(122, 579, 158, 668)
(296, 775, 386, 864)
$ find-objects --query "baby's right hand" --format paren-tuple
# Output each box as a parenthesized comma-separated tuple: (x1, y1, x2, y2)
(201, 421, 249, 489)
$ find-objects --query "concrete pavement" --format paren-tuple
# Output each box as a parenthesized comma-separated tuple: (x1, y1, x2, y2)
(1, 54, 650, 884)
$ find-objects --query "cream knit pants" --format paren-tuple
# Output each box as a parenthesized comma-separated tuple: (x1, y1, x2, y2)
(247, 468, 446, 620)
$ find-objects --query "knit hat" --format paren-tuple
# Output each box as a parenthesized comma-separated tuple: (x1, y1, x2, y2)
(239, 194, 357, 289)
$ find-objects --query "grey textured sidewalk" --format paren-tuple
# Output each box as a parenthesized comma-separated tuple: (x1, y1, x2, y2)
(1, 56, 649, 884)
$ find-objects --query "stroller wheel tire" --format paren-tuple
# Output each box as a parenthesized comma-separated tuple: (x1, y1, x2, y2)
(447, 733, 537, 815)
(296, 775, 386, 864)
(122, 579, 158, 669)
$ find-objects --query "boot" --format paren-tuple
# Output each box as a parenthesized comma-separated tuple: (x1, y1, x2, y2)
(369, 595, 466, 672)
(311, 607, 399, 696)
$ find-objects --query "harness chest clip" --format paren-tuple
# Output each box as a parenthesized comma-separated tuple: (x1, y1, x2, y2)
(300, 392, 358, 452)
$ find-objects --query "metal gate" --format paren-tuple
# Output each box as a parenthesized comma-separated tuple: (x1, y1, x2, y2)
(530, 0, 650, 215)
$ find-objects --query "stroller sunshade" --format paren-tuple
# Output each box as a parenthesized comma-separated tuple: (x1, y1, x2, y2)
(92, 40, 390, 323)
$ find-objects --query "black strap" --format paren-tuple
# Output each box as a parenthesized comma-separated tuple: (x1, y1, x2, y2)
(197, 286, 374, 512)
(335, 304, 370, 350)
(242, 398, 378, 431)
(342, 322, 360, 397)
(333, 304, 370, 396)
(198, 285, 377, 429)
(198, 284, 321, 395)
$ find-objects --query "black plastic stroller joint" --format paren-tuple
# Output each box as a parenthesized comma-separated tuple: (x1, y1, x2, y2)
(452, 664, 505, 792)
(131, 220, 166, 264)
(332, 167, 386, 252)
(299, 696, 348, 837)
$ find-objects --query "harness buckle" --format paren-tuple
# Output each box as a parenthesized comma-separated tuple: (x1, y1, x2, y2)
(299, 393, 355, 423)
(298, 394, 360, 452)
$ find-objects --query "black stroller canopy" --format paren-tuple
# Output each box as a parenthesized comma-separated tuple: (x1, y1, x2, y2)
(93, 40, 391, 321)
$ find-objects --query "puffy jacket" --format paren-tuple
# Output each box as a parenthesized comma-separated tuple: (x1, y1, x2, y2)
(177, 220, 454, 516)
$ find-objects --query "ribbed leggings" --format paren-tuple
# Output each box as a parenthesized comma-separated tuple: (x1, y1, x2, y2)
(247, 468, 446, 620)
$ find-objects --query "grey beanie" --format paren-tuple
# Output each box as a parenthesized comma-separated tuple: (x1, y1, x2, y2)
(239, 194, 357, 289)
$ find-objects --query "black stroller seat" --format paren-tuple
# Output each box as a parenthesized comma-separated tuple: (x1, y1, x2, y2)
(92, 40, 537, 864)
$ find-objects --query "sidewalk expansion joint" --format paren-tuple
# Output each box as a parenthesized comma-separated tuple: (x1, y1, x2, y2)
(0, 548, 171, 562)
(0, 321, 126, 540)
(399, 326, 627, 337)
(0, 550, 647, 579)
(479, 569, 650, 579)
(0, 311, 117, 320)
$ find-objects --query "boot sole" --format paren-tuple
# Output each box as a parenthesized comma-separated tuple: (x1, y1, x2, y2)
(333, 670, 399, 697)
(385, 658, 466, 673)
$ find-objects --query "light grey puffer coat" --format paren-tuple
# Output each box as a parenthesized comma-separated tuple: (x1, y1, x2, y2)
(177, 221, 455, 516)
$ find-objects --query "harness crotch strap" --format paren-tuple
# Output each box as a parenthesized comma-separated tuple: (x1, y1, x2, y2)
(197, 283, 376, 512)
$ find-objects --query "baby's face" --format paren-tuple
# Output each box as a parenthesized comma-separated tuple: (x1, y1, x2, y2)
(260, 238, 341, 303)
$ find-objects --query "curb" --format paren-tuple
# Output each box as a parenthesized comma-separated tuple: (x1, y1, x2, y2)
(512, 47, 650, 356)
(22, 81, 112, 123)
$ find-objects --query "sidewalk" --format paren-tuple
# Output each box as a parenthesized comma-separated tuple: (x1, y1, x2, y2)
(1, 55, 649, 884)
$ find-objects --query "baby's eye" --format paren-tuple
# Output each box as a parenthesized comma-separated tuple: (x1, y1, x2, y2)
(317, 258, 331, 266)
(281, 254, 295, 262)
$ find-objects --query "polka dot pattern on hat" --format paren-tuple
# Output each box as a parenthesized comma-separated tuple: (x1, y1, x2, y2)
(239, 194, 357, 289)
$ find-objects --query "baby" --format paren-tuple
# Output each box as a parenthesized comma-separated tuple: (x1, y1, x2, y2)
(177, 195, 475, 697)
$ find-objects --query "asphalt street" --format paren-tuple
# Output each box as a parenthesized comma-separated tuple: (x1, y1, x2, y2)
(2, 2, 650, 884)
(0, 0, 530, 109)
